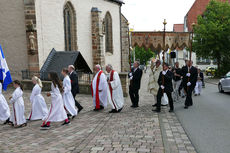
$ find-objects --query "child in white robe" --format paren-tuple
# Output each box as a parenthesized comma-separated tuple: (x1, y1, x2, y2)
(41, 72, 70, 129)
(0, 81, 10, 124)
(9, 80, 27, 127)
(28, 76, 48, 121)
(61, 68, 78, 119)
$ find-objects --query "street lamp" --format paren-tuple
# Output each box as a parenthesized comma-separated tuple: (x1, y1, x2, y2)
(162, 19, 167, 93)
(189, 22, 196, 61)
(162, 19, 167, 65)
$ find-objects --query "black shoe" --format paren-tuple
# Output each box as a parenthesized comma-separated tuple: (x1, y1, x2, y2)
(131, 105, 135, 108)
(3, 118, 10, 125)
(109, 109, 117, 113)
(100, 105, 104, 110)
(169, 109, 174, 112)
(62, 121, 70, 126)
(152, 104, 157, 107)
(93, 108, 100, 111)
(72, 115, 76, 119)
(118, 108, 123, 112)
(78, 107, 83, 113)
(152, 109, 161, 112)
(184, 106, 188, 109)
(194, 94, 197, 96)
(40, 124, 50, 130)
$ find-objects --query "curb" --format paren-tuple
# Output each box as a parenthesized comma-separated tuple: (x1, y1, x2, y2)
(205, 80, 218, 85)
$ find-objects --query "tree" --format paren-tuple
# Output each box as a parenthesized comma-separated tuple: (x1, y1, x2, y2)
(193, 0, 230, 76)
(132, 46, 155, 65)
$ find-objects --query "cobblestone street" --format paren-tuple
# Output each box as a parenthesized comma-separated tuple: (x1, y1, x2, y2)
(0, 73, 196, 153)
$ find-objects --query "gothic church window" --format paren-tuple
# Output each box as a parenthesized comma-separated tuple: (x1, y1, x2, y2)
(64, 2, 77, 51)
(105, 12, 113, 54)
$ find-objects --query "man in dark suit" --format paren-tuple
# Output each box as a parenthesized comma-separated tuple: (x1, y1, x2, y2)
(68, 65, 83, 113)
(153, 63, 174, 113)
(129, 61, 143, 108)
(181, 60, 198, 109)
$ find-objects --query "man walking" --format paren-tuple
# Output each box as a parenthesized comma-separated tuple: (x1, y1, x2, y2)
(153, 63, 174, 113)
(129, 61, 143, 108)
(68, 65, 83, 113)
(181, 61, 198, 109)
(106, 64, 124, 113)
(172, 62, 182, 101)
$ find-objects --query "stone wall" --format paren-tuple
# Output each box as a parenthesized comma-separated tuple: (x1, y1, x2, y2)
(0, 0, 28, 80)
(91, 8, 105, 69)
(35, 0, 122, 72)
(24, 0, 39, 72)
(121, 14, 130, 72)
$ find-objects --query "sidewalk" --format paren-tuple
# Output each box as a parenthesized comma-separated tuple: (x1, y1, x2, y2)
(0, 73, 196, 153)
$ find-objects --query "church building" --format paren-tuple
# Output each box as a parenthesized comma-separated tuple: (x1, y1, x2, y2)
(0, 0, 130, 80)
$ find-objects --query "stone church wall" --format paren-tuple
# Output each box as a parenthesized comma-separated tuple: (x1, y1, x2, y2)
(0, 0, 28, 80)
(35, 0, 122, 72)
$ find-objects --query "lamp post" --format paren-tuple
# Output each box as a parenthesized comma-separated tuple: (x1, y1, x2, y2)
(189, 23, 196, 61)
(162, 19, 167, 65)
(162, 19, 167, 93)
(187, 22, 196, 90)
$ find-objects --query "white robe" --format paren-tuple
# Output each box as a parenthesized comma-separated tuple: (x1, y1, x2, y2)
(28, 84, 48, 120)
(63, 76, 78, 116)
(107, 71, 124, 111)
(9, 87, 26, 126)
(92, 71, 108, 108)
(0, 83, 10, 121)
(43, 83, 67, 122)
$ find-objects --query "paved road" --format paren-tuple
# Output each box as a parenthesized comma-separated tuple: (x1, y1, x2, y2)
(0, 72, 196, 153)
(175, 83, 230, 153)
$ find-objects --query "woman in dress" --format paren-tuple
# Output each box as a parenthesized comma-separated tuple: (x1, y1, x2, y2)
(41, 72, 70, 129)
(9, 80, 27, 127)
(28, 76, 48, 121)
(61, 68, 78, 119)
(0, 80, 10, 124)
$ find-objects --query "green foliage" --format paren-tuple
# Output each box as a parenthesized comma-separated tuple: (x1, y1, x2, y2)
(132, 46, 155, 65)
(193, 0, 230, 76)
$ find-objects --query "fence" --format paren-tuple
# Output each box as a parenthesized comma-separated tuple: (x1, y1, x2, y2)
(21, 70, 93, 84)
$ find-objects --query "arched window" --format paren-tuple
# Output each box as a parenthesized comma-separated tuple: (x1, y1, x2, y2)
(64, 2, 77, 51)
(105, 12, 113, 54)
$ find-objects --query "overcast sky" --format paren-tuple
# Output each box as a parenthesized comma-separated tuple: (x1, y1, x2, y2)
(121, 0, 196, 31)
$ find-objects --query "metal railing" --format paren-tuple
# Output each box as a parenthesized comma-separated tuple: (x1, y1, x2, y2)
(21, 70, 93, 84)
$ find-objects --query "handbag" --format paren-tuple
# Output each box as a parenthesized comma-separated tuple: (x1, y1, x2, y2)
(161, 93, 168, 105)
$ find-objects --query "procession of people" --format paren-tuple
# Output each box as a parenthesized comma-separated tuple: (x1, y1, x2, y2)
(0, 59, 201, 129)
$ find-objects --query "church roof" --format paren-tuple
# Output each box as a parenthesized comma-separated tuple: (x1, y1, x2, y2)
(40, 48, 92, 80)
(110, 0, 124, 4)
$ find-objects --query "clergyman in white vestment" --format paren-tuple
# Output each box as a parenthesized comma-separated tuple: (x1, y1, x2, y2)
(106, 64, 124, 113)
(91, 65, 108, 111)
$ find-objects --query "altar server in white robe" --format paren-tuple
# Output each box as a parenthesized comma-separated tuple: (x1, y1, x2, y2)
(41, 72, 69, 129)
(91, 65, 108, 111)
(106, 64, 124, 113)
(0, 81, 10, 123)
(61, 68, 78, 119)
(9, 80, 27, 127)
(28, 76, 48, 121)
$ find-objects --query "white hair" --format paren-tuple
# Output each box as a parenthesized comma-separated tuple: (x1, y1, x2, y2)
(106, 64, 113, 70)
(68, 65, 75, 70)
(95, 64, 101, 70)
